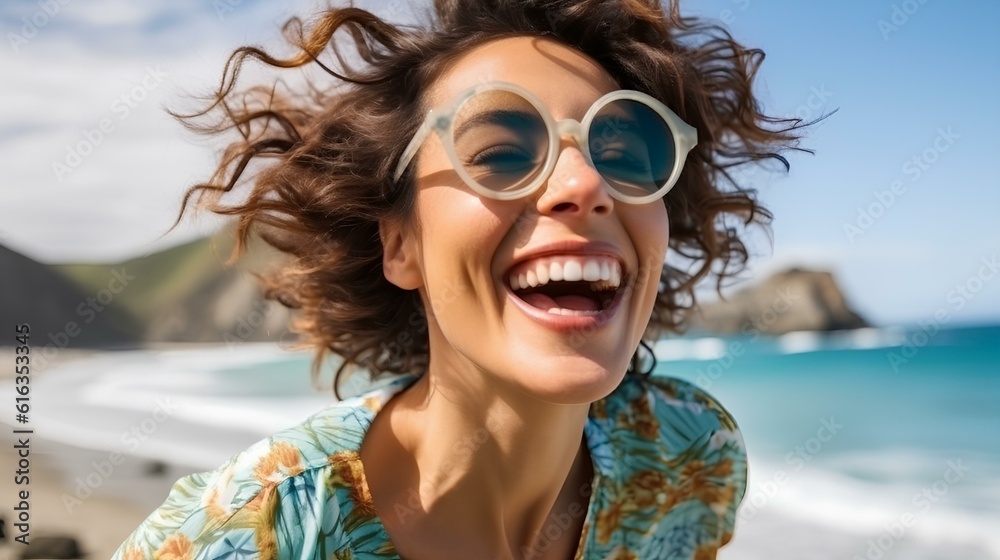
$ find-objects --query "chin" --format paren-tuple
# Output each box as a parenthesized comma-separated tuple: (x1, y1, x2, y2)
(509, 353, 630, 405)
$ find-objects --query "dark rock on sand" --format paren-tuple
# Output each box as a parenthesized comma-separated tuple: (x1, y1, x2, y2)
(20, 536, 84, 559)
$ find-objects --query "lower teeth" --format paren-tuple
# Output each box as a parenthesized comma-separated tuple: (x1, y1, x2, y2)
(545, 307, 601, 316)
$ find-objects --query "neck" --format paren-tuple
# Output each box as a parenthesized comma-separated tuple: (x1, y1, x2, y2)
(387, 354, 593, 556)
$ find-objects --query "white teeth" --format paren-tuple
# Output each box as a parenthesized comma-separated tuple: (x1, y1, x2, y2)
(562, 261, 583, 281)
(549, 261, 564, 282)
(508, 256, 623, 291)
(536, 264, 549, 285)
(545, 307, 601, 316)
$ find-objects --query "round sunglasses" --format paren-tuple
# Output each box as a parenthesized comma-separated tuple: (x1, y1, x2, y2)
(392, 81, 697, 204)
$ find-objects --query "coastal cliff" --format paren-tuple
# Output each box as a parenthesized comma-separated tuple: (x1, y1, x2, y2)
(0, 244, 140, 348)
(0, 228, 293, 348)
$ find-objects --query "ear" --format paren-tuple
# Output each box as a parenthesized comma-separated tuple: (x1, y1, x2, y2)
(379, 218, 423, 290)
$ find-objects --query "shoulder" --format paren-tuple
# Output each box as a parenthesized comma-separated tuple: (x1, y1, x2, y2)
(587, 373, 748, 554)
(112, 386, 402, 560)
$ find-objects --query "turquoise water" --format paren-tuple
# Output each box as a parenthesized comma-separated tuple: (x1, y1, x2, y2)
(658, 325, 1000, 458)
(657, 325, 1000, 556)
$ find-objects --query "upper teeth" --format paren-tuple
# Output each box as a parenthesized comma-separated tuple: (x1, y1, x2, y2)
(508, 256, 622, 291)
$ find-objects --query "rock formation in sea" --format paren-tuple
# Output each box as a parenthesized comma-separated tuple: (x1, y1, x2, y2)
(687, 268, 869, 335)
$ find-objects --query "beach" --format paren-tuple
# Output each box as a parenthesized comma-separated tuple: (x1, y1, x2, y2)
(0, 348, 183, 558)
(0, 431, 183, 559)
(1, 327, 998, 559)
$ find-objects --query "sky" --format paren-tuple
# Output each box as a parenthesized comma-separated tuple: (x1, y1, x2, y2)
(2, 0, 998, 328)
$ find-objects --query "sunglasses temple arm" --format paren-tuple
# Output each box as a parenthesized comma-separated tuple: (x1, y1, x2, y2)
(679, 121, 698, 154)
(393, 112, 438, 182)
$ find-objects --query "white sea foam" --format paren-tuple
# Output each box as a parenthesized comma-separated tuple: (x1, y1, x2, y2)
(826, 326, 909, 351)
(655, 327, 911, 362)
(653, 337, 727, 361)
(0, 344, 330, 469)
(776, 330, 823, 354)
(741, 450, 1000, 556)
(773, 327, 910, 355)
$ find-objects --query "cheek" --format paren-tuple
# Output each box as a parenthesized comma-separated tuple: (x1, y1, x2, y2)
(413, 189, 508, 308)
(418, 190, 504, 257)
(630, 203, 670, 272)
(624, 203, 670, 329)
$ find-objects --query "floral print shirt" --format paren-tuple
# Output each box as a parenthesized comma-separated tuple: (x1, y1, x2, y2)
(113, 373, 746, 559)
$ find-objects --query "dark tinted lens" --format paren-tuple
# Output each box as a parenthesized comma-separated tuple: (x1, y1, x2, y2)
(589, 99, 674, 198)
(452, 90, 548, 194)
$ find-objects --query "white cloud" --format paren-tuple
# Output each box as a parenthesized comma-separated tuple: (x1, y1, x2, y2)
(61, 0, 149, 28)
(0, 1, 322, 263)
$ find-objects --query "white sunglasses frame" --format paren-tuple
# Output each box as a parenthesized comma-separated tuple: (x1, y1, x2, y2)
(392, 81, 698, 204)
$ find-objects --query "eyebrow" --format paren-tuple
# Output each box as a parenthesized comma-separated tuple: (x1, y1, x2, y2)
(453, 109, 541, 144)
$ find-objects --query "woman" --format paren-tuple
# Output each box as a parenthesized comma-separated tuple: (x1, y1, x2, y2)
(114, 0, 805, 558)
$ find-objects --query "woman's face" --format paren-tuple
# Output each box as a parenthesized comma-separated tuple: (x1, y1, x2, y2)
(383, 36, 670, 404)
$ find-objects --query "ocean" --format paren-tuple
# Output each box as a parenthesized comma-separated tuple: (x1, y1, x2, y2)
(4, 324, 998, 558)
(657, 324, 1000, 559)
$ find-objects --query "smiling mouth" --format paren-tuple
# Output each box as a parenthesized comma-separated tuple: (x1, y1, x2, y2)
(506, 256, 624, 316)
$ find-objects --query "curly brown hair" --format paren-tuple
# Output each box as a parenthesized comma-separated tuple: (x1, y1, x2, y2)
(169, 0, 808, 397)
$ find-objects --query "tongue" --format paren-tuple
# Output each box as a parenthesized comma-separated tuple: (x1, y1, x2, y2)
(521, 293, 601, 312)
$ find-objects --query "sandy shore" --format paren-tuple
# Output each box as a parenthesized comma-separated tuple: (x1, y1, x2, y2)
(0, 348, 99, 379)
(0, 426, 199, 559)
(0, 347, 199, 558)
(0, 429, 196, 559)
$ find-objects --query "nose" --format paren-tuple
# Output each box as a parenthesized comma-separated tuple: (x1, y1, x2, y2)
(534, 139, 614, 218)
